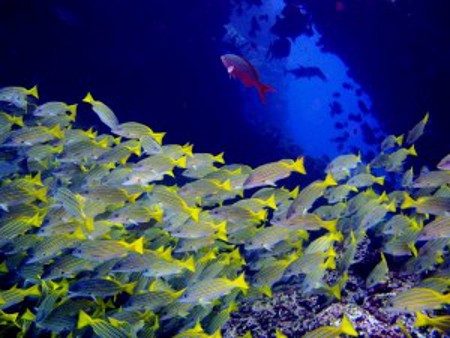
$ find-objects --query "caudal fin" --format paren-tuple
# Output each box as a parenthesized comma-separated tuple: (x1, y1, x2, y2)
(257, 82, 276, 104)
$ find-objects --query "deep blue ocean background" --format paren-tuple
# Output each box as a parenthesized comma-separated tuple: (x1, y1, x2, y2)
(1, 0, 449, 174)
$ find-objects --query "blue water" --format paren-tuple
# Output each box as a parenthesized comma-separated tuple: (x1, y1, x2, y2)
(0, 0, 449, 169)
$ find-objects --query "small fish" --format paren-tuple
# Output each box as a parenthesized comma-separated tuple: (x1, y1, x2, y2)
(402, 166, 414, 188)
(0, 85, 38, 108)
(381, 134, 404, 150)
(437, 153, 450, 170)
(33, 101, 77, 120)
(406, 113, 429, 145)
(325, 153, 362, 174)
(418, 216, 450, 240)
(72, 237, 144, 262)
(112, 122, 165, 144)
(386, 145, 418, 172)
(385, 287, 450, 312)
(303, 315, 358, 338)
(325, 184, 358, 204)
(252, 253, 298, 288)
(82, 92, 119, 129)
(69, 278, 135, 298)
(187, 152, 225, 169)
(151, 185, 201, 221)
(77, 311, 132, 337)
(347, 173, 384, 188)
(273, 213, 337, 233)
(366, 253, 389, 288)
(245, 227, 304, 251)
(0, 112, 24, 127)
(0, 284, 41, 310)
(243, 157, 306, 189)
(402, 193, 450, 216)
(287, 173, 337, 217)
(6, 125, 64, 146)
(221, 54, 275, 103)
(412, 170, 450, 188)
(179, 273, 248, 305)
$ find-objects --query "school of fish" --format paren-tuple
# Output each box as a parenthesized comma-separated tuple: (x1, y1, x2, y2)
(0, 85, 449, 337)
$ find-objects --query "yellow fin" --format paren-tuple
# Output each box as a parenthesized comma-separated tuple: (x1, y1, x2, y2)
(27, 85, 39, 99)
(187, 206, 201, 222)
(173, 156, 187, 168)
(82, 92, 95, 104)
(182, 143, 194, 157)
(232, 273, 249, 292)
(322, 172, 337, 187)
(289, 186, 300, 199)
(408, 145, 418, 156)
(414, 312, 429, 328)
(182, 256, 196, 272)
(218, 179, 232, 191)
(77, 311, 94, 329)
(151, 132, 166, 145)
(375, 176, 385, 185)
(292, 156, 306, 174)
(128, 237, 144, 254)
(396, 134, 404, 146)
(340, 315, 358, 336)
(122, 282, 136, 295)
(262, 194, 277, 210)
(321, 219, 338, 233)
(213, 152, 225, 164)
(401, 193, 416, 209)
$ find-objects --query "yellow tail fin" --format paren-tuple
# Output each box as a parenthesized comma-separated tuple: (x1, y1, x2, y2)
(395, 134, 404, 146)
(262, 194, 277, 210)
(67, 104, 78, 121)
(82, 92, 95, 104)
(321, 219, 338, 233)
(182, 143, 194, 157)
(127, 192, 142, 204)
(151, 132, 166, 145)
(322, 173, 338, 187)
(122, 282, 136, 295)
(232, 273, 249, 292)
(340, 315, 358, 336)
(375, 176, 385, 185)
(250, 209, 267, 222)
(289, 186, 300, 199)
(292, 156, 306, 174)
(182, 256, 196, 272)
(27, 85, 39, 99)
(26, 284, 41, 297)
(214, 152, 225, 164)
(214, 221, 228, 242)
(218, 179, 232, 191)
(187, 206, 201, 222)
(128, 237, 144, 254)
(12, 115, 24, 127)
(413, 312, 429, 328)
(77, 311, 94, 329)
(385, 200, 397, 213)
(173, 156, 187, 168)
(422, 112, 430, 124)
(50, 125, 64, 139)
(408, 145, 418, 156)
(401, 193, 416, 209)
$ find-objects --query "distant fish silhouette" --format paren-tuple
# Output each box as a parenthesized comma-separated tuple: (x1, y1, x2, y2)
(285, 66, 327, 81)
(221, 54, 276, 104)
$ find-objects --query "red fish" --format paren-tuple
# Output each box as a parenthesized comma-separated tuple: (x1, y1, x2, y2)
(220, 54, 276, 103)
